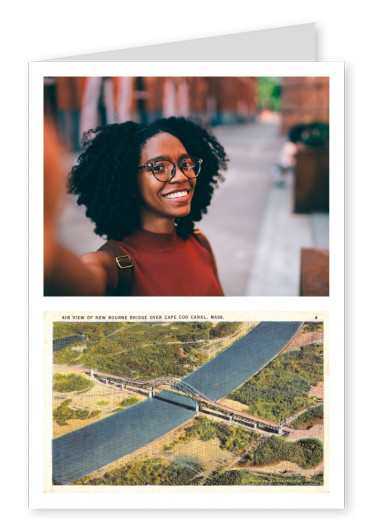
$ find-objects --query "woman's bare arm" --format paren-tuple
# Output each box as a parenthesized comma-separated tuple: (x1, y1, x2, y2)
(44, 230, 118, 295)
(44, 118, 118, 296)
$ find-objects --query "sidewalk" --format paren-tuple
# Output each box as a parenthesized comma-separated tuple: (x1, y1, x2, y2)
(244, 174, 328, 296)
(198, 121, 283, 296)
(198, 121, 328, 296)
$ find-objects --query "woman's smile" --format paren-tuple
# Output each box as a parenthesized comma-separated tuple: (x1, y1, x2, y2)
(162, 187, 192, 200)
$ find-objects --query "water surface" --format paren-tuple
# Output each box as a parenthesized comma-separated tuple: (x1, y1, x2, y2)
(53, 321, 301, 484)
(53, 391, 196, 485)
(182, 321, 302, 400)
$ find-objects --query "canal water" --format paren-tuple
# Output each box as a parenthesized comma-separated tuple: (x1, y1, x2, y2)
(52, 391, 196, 485)
(53, 334, 86, 352)
(182, 321, 302, 400)
(52, 321, 301, 484)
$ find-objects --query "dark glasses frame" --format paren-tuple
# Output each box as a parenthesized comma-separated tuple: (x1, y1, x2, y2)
(138, 156, 203, 182)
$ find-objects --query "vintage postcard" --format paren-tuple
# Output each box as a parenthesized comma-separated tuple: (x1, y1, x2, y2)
(37, 310, 340, 509)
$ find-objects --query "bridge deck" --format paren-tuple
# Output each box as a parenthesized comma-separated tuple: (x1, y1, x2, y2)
(87, 369, 289, 433)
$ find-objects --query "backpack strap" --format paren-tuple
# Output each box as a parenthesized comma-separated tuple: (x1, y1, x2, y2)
(193, 229, 223, 294)
(97, 240, 133, 296)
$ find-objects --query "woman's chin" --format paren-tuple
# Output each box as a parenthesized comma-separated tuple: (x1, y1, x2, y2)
(172, 205, 192, 219)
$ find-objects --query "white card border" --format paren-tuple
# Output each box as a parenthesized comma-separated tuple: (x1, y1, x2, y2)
(29, 61, 344, 509)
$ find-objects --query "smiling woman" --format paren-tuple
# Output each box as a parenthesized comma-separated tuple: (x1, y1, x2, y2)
(44, 117, 228, 296)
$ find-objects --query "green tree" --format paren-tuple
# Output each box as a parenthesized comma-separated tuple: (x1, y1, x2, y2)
(257, 78, 282, 112)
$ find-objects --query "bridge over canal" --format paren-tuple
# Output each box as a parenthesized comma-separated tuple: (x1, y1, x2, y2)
(87, 370, 290, 435)
(53, 321, 302, 484)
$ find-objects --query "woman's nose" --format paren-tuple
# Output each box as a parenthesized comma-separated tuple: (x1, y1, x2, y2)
(169, 164, 188, 182)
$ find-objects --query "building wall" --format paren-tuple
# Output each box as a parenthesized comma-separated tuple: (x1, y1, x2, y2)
(137, 76, 257, 125)
(46, 75, 260, 151)
(281, 77, 329, 135)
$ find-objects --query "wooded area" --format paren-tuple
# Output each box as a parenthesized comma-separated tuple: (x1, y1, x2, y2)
(228, 343, 323, 422)
(54, 322, 243, 379)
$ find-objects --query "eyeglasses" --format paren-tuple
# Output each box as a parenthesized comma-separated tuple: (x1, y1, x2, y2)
(138, 156, 203, 182)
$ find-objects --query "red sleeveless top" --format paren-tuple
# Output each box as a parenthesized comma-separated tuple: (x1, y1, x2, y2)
(114, 229, 223, 296)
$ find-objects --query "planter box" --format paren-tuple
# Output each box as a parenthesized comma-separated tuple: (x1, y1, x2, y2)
(294, 143, 329, 213)
(300, 248, 329, 296)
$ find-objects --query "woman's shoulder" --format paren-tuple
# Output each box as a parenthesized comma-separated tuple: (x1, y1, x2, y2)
(191, 228, 213, 254)
(191, 229, 222, 293)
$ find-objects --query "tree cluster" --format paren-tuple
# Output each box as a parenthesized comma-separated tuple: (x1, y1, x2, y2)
(73, 458, 203, 486)
(53, 373, 93, 393)
(206, 470, 323, 486)
(241, 435, 323, 469)
(209, 322, 242, 339)
(111, 396, 140, 414)
(53, 399, 100, 426)
(302, 322, 324, 333)
(229, 344, 323, 422)
(54, 322, 231, 379)
(290, 405, 323, 429)
(175, 416, 261, 455)
(54, 322, 126, 341)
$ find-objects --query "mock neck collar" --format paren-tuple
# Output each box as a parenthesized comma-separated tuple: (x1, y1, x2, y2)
(122, 227, 178, 252)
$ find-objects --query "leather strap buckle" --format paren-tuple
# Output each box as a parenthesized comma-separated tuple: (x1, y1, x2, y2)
(115, 255, 133, 269)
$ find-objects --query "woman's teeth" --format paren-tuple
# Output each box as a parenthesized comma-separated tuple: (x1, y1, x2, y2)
(164, 191, 188, 199)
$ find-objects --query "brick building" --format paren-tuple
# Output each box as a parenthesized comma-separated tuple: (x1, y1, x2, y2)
(280, 77, 329, 135)
(125, 76, 258, 125)
(45, 76, 259, 151)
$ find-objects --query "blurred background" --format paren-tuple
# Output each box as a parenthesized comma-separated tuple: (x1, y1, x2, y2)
(44, 76, 329, 296)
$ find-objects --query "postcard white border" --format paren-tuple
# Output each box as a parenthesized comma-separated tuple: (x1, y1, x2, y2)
(43, 311, 334, 508)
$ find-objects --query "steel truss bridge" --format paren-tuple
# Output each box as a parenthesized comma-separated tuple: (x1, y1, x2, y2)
(86, 369, 291, 436)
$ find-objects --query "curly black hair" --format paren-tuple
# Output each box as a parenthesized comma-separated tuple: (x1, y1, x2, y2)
(68, 117, 228, 240)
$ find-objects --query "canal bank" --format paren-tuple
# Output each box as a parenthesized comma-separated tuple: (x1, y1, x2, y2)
(52, 321, 302, 484)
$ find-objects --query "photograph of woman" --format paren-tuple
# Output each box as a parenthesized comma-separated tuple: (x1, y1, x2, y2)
(44, 75, 330, 297)
(44, 116, 227, 296)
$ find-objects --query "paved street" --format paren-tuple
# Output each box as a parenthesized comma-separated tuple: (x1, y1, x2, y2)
(58, 120, 329, 296)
